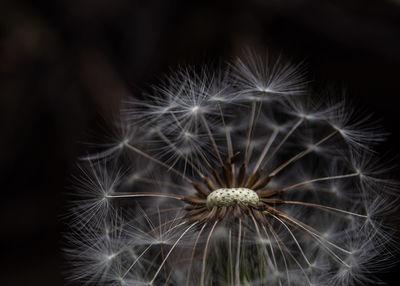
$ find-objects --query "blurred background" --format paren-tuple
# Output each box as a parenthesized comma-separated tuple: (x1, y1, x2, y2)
(1, 0, 400, 285)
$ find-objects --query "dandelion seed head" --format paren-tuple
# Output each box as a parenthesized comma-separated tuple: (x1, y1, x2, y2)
(66, 52, 399, 286)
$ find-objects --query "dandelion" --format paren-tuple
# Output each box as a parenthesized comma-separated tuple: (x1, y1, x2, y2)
(65, 53, 399, 285)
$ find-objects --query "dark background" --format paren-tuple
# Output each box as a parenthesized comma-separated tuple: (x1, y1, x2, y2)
(1, 0, 399, 285)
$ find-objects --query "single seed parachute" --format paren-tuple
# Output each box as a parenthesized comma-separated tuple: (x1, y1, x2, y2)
(65, 52, 399, 286)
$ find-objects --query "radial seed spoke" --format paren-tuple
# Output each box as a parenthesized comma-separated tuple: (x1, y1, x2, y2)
(186, 222, 208, 286)
(124, 142, 193, 184)
(268, 213, 312, 266)
(149, 222, 197, 284)
(200, 220, 219, 286)
(253, 128, 279, 173)
(262, 117, 304, 169)
(269, 130, 338, 177)
(200, 114, 224, 166)
(281, 200, 367, 218)
(280, 172, 360, 192)
(107, 192, 184, 201)
(235, 218, 242, 286)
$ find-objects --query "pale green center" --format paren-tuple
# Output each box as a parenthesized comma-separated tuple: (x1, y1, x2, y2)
(206, 188, 259, 208)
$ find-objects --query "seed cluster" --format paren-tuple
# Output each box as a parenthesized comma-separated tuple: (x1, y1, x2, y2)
(206, 188, 259, 208)
(66, 53, 397, 286)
